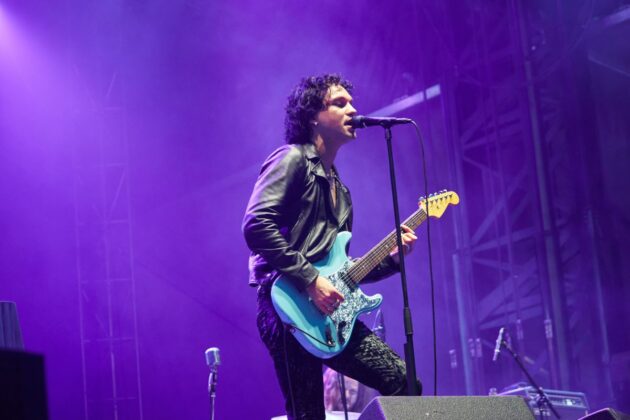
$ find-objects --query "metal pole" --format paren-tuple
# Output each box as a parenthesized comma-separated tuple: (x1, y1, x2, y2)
(384, 126, 421, 396)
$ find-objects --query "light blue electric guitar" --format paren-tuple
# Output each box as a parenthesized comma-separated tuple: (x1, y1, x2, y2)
(271, 190, 459, 358)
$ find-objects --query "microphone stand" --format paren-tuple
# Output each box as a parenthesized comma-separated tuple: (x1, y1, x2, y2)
(499, 334, 560, 420)
(383, 125, 421, 396)
(337, 372, 349, 420)
(208, 366, 218, 420)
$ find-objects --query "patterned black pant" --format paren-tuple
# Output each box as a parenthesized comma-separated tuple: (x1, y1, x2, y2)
(257, 287, 413, 420)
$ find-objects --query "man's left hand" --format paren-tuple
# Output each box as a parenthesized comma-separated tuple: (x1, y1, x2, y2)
(390, 224, 417, 264)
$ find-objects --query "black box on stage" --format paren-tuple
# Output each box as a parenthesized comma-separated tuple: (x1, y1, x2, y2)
(358, 396, 534, 419)
(500, 385, 589, 420)
(0, 349, 49, 420)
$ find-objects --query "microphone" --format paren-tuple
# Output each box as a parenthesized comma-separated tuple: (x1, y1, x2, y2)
(205, 347, 220, 397)
(205, 347, 221, 368)
(493, 328, 505, 362)
(347, 115, 413, 129)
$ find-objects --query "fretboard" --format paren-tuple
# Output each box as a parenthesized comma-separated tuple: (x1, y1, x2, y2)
(347, 206, 428, 283)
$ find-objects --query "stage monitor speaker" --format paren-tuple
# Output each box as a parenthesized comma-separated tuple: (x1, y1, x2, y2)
(358, 396, 534, 420)
(579, 408, 630, 420)
(0, 349, 49, 420)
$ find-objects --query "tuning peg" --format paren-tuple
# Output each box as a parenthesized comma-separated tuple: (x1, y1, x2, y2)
(419, 196, 425, 201)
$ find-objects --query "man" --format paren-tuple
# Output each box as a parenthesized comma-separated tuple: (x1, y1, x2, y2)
(243, 74, 419, 419)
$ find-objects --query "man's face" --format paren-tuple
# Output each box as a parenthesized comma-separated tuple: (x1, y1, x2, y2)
(344, 378, 359, 408)
(313, 85, 357, 143)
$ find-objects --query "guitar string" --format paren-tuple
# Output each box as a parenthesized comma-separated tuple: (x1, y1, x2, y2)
(347, 208, 428, 283)
(351, 214, 424, 281)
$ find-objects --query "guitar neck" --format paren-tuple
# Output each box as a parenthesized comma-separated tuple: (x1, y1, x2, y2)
(348, 206, 427, 283)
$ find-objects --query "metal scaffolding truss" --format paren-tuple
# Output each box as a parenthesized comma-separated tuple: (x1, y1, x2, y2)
(72, 66, 144, 420)
(443, 0, 616, 405)
(521, 0, 615, 403)
(444, 0, 559, 395)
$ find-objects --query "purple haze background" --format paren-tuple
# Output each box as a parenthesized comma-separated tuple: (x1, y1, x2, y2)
(1, 0, 629, 419)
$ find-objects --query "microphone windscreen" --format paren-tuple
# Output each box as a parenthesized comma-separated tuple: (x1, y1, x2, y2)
(348, 115, 366, 129)
(205, 347, 221, 366)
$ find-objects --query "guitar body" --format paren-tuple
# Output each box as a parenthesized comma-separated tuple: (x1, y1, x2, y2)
(270, 231, 383, 359)
(270, 190, 460, 359)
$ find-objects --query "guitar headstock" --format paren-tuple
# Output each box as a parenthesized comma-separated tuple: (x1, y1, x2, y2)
(418, 190, 460, 218)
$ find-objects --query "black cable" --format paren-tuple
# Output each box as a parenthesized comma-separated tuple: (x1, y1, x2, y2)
(411, 120, 438, 396)
(283, 326, 297, 418)
(284, 323, 335, 347)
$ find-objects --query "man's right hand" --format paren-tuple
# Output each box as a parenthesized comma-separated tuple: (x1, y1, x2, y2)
(306, 276, 345, 315)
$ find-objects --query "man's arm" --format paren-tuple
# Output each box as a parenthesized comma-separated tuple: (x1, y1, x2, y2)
(243, 146, 345, 314)
(242, 146, 319, 290)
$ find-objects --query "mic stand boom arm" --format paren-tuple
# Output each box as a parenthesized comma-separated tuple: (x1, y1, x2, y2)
(384, 126, 421, 396)
(500, 335, 560, 419)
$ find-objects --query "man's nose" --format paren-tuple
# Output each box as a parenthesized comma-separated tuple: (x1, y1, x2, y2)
(347, 104, 357, 115)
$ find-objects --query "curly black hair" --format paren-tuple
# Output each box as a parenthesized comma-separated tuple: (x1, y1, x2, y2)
(284, 74, 353, 144)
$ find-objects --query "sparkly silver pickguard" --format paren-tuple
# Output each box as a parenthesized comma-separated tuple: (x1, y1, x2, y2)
(327, 261, 382, 347)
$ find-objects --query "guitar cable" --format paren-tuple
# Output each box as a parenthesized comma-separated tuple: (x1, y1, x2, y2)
(411, 120, 438, 396)
(284, 323, 336, 348)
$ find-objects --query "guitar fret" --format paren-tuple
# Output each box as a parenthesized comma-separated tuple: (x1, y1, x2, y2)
(348, 207, 428, 283)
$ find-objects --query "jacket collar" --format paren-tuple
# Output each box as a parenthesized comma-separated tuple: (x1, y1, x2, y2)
(301, 143, 351, 225)
(303, 142, 329, 179)
(303, 142, 319, 160)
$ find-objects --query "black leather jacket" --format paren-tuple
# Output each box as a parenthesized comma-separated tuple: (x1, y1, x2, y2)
(242, 143, 399, 290)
